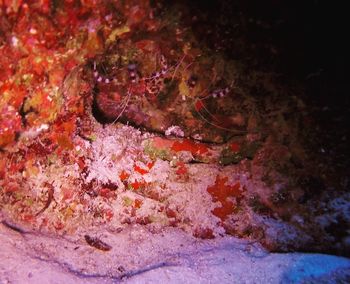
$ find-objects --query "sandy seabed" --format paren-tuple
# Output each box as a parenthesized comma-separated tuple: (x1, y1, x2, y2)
(1, 219, 349, 284)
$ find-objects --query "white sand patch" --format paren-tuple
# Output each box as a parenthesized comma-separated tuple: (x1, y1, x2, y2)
(1, 221, 349, 283)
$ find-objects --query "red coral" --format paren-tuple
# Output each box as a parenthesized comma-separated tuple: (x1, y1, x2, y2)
(211, 201, 235, 221)
(207, 175, 242, 220)
(166, 208, 177, 218)
(147, 161, 155, 170)
(99, 187, 116, 199)
(194, 100, 205, 112)
(171, 139, 209, 155)
(176, 161, 188, 176)
(194, 228, 215, 239)
(119, 170, 130, 181)
(230, 142, 240, 153)
(130, 179, 147, 190)
(77, 157, 86, 170)
(134, 164, 149, 175)
(103, 209, 114, 221)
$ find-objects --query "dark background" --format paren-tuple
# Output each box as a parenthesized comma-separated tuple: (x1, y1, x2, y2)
(169, 0, 349, 107)
(162, 0, 349, 187)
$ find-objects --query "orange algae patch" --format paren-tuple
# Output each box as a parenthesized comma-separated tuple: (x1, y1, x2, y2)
(119, 170, 130, 181)
(1, 82, 27, 109)
(207, 175, 242, 220)
(56, 134, 74, 150)
(130, 179, 147, 190)
(49, 117, 77, 151)
(171, 139, 209, 155)
(55, 119, 76, 134)
(147, 161, 155, 169)
(134, 198, 143, 209)
(49, 66, 65, 86)
(134, 164, 149, 175)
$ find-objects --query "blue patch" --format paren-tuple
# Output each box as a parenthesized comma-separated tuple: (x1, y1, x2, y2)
(283, 253, 350, 283)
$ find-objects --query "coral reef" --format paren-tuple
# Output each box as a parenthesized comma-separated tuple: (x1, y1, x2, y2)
(0, 0, 349, 257)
